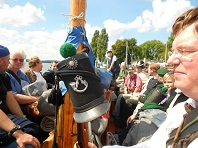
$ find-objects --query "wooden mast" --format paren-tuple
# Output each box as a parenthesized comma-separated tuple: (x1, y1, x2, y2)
(56, 0, 87, 147)
(70, 0, 86, 51)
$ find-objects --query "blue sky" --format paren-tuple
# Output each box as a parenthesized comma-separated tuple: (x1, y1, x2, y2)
(0, 0, 197, 60)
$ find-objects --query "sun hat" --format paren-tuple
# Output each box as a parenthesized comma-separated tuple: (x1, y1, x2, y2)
(0, 45, 10, 58)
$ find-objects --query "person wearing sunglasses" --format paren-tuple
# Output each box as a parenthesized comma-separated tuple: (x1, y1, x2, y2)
(0, 45, 40, 148)
(6, 50, 49, 142)
(6, 50, 40, 114)
(6, 49, 40, 104)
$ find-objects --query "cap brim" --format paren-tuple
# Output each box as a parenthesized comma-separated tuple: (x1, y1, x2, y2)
(73, 99, 110, 123)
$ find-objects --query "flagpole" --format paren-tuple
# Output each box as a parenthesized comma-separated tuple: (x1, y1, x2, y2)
(165, 42, 167, 62)
(126, 41, 128, 66)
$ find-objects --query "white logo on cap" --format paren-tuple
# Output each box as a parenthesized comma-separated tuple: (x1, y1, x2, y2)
(70, 75, 88, 93)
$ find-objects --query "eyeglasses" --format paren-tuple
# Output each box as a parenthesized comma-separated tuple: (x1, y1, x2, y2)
(168, 48, 198, 62)
(12, 58, 24, 63)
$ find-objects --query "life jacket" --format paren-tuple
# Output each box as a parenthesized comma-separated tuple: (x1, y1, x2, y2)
(166, 103, 198, 148)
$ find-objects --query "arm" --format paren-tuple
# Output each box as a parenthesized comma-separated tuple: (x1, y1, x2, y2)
(127, 102, 144, 126)
(108, 61, 115, 71)
(107, 56, 117, 71)
(0, 109, 40, 148)
(6, 91, 24, 117)
(13, 93, 39, 104)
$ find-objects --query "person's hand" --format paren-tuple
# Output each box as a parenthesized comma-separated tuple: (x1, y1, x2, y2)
(30, 96, 40, 102)
(14, 131, 41, 148)
(34, 96, 41, 101)
(88, 142, 97, 148)
(124, 87, 128, 94)
(127, 113, 137, 126)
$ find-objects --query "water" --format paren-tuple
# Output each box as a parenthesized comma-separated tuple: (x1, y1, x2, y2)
(21, 62, 51, 73)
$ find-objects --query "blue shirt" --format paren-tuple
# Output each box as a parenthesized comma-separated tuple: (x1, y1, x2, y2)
(6, 70, 31, 94)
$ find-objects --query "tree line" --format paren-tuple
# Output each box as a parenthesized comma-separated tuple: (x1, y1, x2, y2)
(90, 28, 174, 65)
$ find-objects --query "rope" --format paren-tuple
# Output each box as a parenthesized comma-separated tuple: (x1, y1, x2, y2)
(61, 12, 86, 39)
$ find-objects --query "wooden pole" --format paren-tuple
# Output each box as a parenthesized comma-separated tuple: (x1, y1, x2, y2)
(70, 0, 86, 51)
(70, 0, 86, 27)
(56, 0, 88, 148)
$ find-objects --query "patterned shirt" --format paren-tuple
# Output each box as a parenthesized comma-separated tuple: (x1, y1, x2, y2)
(124, 74, 142, 92)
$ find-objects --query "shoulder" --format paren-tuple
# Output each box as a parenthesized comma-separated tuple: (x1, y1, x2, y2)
(43, 70, 53, 75)
(17, 70, 27, 77)
(24, 69, 34, 75)
(112, 55, 117, 61)
(0, 73, 11, 87)
(24, 69, 31, 74)
(3, 73, 11, 81)
(135, 74, 141, 80)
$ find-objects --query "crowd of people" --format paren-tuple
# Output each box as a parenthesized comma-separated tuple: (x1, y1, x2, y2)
(88, 6, 198, 148)
(1, 6, 198, 148)
(0, 46, 59, 147)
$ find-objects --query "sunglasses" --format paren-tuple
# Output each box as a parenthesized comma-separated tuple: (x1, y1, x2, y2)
(13, 58, 24, 63)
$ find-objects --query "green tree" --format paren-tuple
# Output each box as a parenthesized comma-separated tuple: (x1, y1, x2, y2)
(167, 32, 174, 50)
(97, 28, 109, 62)
(165, 32, 174, 61)
(139, 40, 166, 62)
(111, 38, 138, 64)
(90, 30, 99, 58)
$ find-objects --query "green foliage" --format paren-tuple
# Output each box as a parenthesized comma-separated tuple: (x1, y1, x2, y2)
(139, 40, 166, 62)
(90, 30, 99, 58)
(111, 38, 138, 64)
(97, 28, 109, 61)
(90, 28, 108, 62)
(167, 32, 174, 50)
(89, 29, 174, 64)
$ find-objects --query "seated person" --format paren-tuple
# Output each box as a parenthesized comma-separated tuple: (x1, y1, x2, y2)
(112, 63, 161, 125)
(0, 45, 40, 148)
(24, 56, 47, 87)
(116, 62, 128, 82)
(134, 61, 149, 85)
(6, 50, 43, 124)
(122, 72, 187, 146)
(114, 62, 128, 96)
(43, 61, 58, 89)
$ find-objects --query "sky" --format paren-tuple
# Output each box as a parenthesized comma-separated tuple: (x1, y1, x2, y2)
(0, 0, 197, 60)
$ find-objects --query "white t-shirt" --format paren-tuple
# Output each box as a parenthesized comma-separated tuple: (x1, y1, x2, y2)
(33, 71, 47, 85)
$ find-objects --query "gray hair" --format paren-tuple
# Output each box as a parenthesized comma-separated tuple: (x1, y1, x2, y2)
(10, 49, 26, 60)
(10, 49, 26, 66)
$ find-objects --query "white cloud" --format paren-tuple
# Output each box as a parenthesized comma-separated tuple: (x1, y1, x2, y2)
(149, 0, 193, 31)
(0, 0, 195, 60)
(104, 19, 127, 40)
(0, 2, 45, 27)
(85, 23, 101, 42)
(0, 28, 66, 60)
(101, 0, 193, 35)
